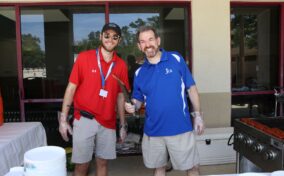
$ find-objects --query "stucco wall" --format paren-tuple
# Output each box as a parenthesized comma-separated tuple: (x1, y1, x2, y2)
(191, 0, 231, 127)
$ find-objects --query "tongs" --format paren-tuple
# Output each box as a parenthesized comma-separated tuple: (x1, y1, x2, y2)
(112, 74, 138, 118)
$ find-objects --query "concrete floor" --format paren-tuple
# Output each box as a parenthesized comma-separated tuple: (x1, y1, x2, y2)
(68, 156, 236, 176)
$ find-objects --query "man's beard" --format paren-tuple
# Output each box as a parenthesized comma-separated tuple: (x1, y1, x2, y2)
(101, 43, 116, 53)
(144, 46, 158, 58)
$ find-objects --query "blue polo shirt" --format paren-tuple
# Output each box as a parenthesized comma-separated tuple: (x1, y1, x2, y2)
(132, 49, 196, 136)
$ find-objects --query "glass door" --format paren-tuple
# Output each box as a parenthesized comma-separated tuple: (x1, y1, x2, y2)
(0, 7, 20, 122)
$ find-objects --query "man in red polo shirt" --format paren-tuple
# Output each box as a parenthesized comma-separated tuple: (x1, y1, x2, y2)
(58, 23, 129, 176)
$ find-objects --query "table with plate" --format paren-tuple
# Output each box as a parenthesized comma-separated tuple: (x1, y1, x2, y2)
(0, 122, 47, 175)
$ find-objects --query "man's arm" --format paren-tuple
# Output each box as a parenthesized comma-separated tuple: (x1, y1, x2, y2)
(187, 85, 201, 112)
(187, 85, 204, 135)
(117, 92, 127, 142)
(61, 82, 77, 118)
(117, 92, 127, 126)
(59, 82, 77, 141)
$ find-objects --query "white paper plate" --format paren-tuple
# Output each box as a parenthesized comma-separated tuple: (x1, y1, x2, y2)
(271, 170, 284, 176)
(240, 173, 268, 176)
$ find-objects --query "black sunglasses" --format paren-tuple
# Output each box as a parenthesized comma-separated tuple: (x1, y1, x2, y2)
(103, 34, 121, 41)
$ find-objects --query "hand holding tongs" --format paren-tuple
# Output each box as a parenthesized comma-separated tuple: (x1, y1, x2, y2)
(112, 74, 138, 118)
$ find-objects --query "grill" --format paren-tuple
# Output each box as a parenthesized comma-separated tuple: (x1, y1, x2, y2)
(234, 117, 284, 172)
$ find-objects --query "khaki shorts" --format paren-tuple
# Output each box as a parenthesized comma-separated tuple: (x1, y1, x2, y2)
(71, 117, 116, 164)
(142, 131, 200, 170)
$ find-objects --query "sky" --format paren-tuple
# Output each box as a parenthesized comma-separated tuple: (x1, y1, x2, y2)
(21, 13, 157, 50)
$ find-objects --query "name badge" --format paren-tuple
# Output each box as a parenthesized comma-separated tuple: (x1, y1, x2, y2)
(99, 89, 108, 98)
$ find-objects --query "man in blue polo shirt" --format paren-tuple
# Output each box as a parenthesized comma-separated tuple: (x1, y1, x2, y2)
(125, 26, 205, 176)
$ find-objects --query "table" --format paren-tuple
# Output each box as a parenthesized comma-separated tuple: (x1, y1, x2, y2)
(0, 122, 47, 175)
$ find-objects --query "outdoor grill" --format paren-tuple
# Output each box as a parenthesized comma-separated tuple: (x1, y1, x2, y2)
(234, 117, 284, 172)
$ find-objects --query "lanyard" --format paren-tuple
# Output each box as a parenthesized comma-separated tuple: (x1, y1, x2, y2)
(97, 49, 114, 88)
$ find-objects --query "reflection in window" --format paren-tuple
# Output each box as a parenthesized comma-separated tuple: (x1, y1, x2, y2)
(231, 6, 279, 122)
(73, 12, 105, 55)
(21, 8, 71, 99)
(231, 7, 279, 92)
(110, 6, 187, 89)
(21, 6, 105, 99)
(21, 14, 46, 79)
(111, 11, 160, 60)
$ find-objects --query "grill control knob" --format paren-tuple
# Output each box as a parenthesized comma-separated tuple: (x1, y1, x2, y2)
(243, 136, 253, 146)
(263, 150, 277, 160)
(252, 143, 264, 153)
(235, 133, 244, 141)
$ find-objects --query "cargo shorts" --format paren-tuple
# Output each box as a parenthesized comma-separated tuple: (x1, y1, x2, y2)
(142, 131, 200, 170)
(71, 117, 116, 163)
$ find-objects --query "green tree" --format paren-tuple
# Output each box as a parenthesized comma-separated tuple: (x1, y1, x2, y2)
(22, 34, 45, 68)
(231, 14, 257, 49)
(117, 16, 160, 59)
(75, 31, 100, 53)
(75, 15, 160, 60)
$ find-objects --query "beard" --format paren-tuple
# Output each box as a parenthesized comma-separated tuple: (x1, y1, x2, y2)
(101, 43, 116, 53)
(144, 46, 159, 58)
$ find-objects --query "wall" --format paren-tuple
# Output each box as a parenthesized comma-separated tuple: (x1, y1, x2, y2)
(191, 0, 231, 127)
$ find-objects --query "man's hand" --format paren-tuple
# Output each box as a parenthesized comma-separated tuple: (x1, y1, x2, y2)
(58, 112, 73, 142)
(191, 112, 205, 135)
(119, 124, 128, 143)
(125, 102, 135, 114)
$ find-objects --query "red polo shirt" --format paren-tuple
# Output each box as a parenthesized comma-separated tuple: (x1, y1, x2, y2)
(69, 47, 129, 129)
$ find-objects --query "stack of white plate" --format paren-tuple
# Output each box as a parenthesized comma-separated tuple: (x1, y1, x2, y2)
(239, 173, 267, 176)
(271, 170, 284, 176)
(24, 146, 66, 176)
(238, 171, 284, 176)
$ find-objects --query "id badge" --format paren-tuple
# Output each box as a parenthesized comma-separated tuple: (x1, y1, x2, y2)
(99, 89, 108, 98)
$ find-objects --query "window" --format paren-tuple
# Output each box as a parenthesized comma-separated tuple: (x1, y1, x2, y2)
(21, 6, 105, 99)
(231, 6, 280, 121)
(0, 3, 190, 123)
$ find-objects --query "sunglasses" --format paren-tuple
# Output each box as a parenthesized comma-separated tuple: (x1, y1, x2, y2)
(103, 34, 120, 41)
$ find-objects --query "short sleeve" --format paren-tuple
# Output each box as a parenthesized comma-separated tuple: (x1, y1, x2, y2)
(172, 52, 195, 89)
(118, 61, 130, 92)
(69, 54, 83, 85)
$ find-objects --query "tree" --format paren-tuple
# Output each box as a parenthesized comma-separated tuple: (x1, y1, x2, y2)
(75, 15, 160, 60)
(74, 31, 100, 53)
(231, 14, 257, 49)
(22, 34, 45, 68)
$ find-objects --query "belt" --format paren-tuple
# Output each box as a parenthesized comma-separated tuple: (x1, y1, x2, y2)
(80, 110, 95, 119)
(68, 105, 95, 119)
